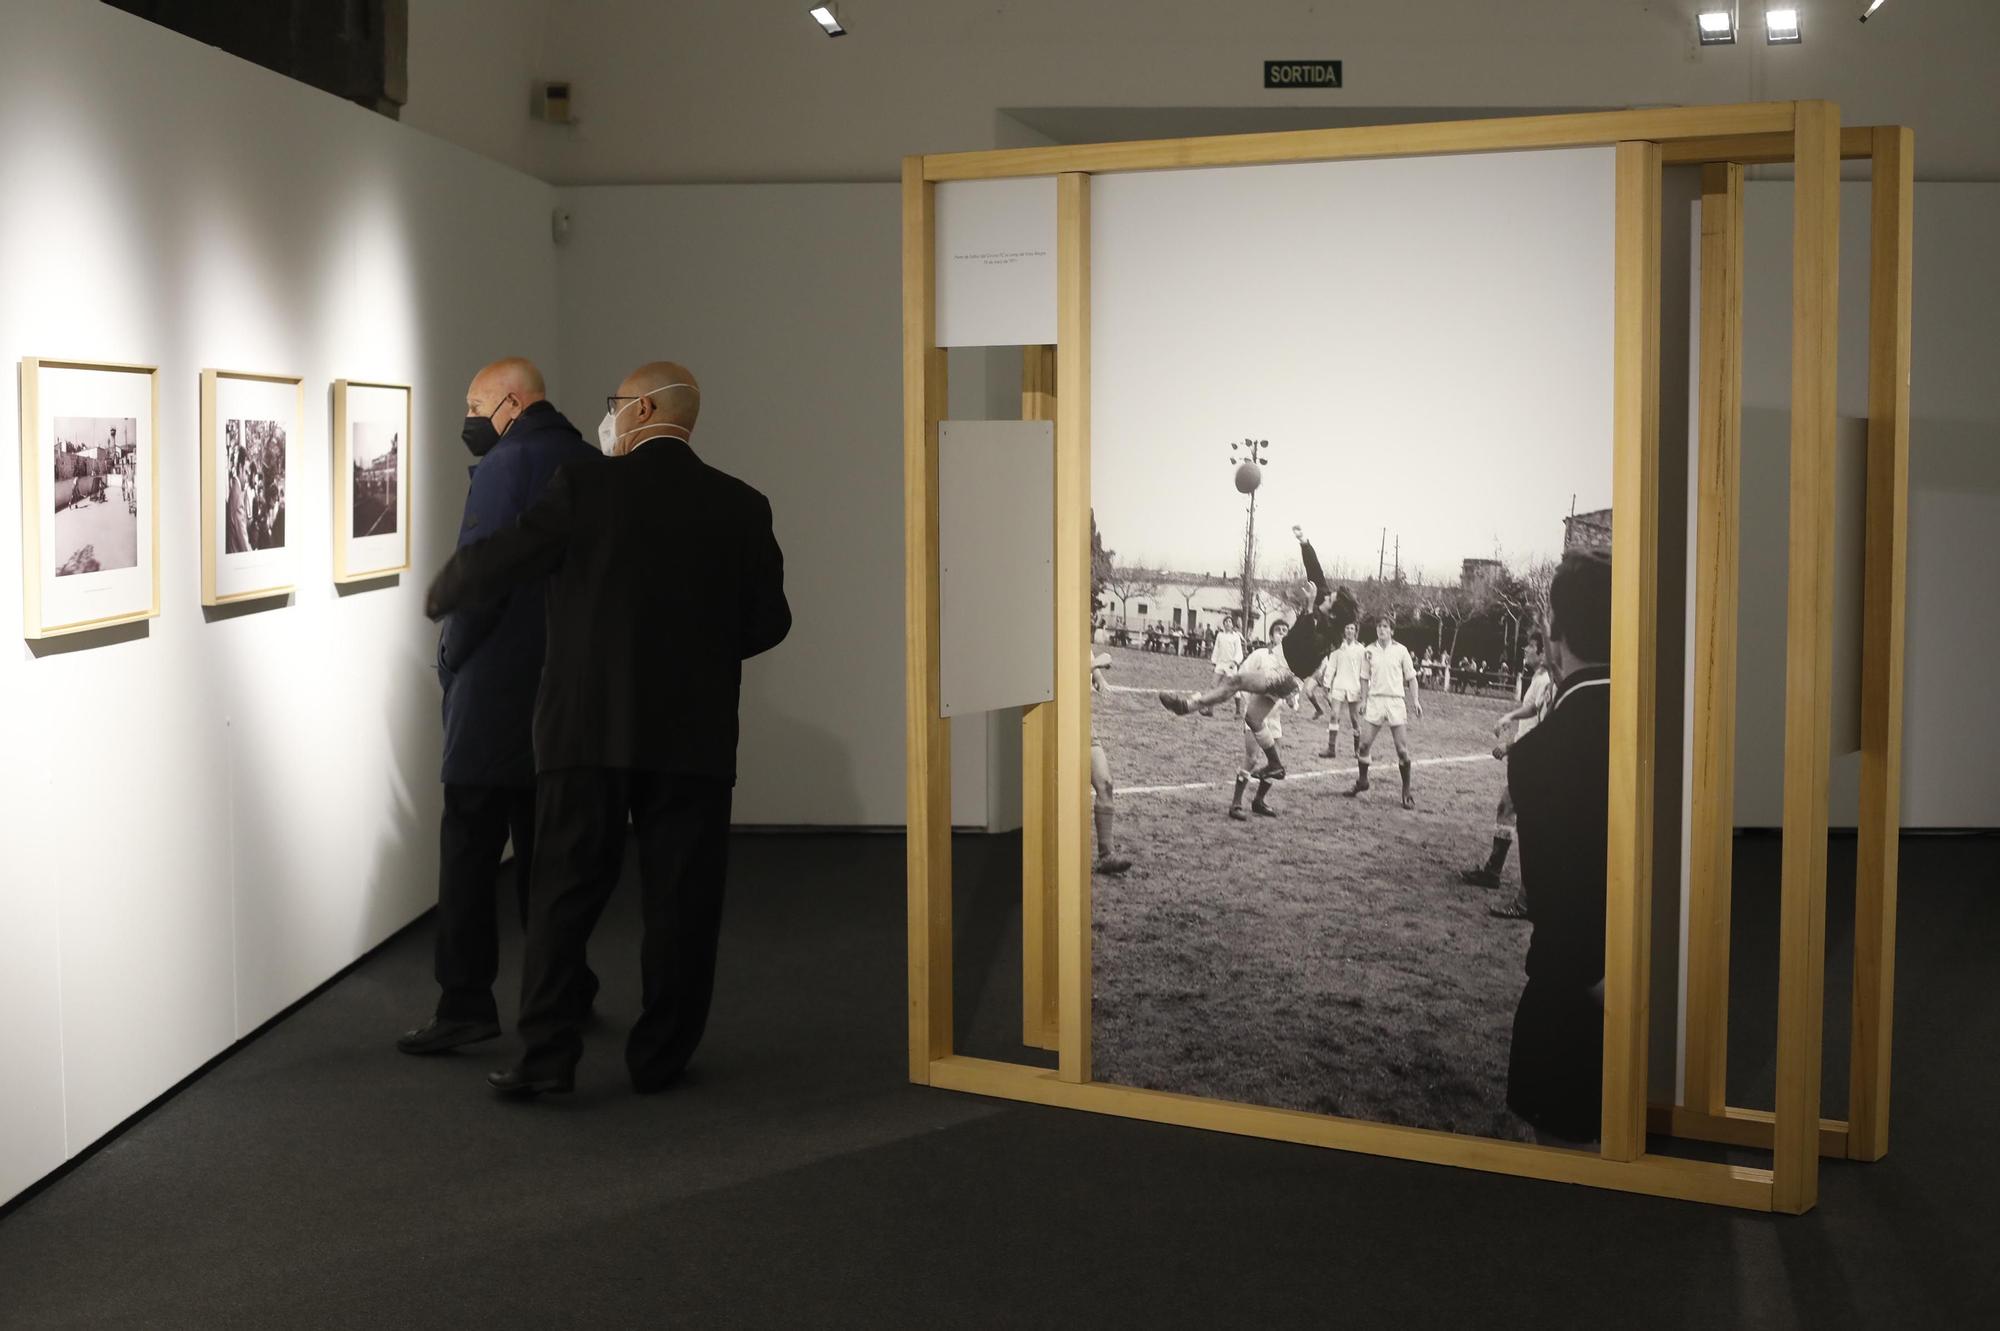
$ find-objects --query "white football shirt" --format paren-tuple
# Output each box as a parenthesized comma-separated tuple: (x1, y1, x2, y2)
(1363, 640, 1416, 698)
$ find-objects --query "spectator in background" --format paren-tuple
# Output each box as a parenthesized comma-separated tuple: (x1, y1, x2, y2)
(1504, 550, 1613, 1147)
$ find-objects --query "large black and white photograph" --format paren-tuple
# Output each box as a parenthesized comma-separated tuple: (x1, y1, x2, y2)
(224, 418, 286, 553)
(50, 415, 139, 577)
(1085, 148, 1617, 1143)
(350, 420, 399, 539)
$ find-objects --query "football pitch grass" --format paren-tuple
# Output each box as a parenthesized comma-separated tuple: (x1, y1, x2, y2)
(1091, 643, 1540, 1141)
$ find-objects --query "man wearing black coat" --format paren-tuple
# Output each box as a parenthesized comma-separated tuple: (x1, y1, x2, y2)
(425, 361, 790, 1097)
(400, 358, 600, 1056)
(1504, 547, 1613, 1146)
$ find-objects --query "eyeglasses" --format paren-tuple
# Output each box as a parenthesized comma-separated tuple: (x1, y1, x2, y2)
(605, 393, 651, 415)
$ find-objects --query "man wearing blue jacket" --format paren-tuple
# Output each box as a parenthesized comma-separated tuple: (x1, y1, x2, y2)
(399, 357, 599, 1055)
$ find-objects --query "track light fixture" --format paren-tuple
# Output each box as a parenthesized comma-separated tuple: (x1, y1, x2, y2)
(809, 5, 846, 38)
(1765, 8, 1802, 43)
(1697, 8, 1737, 44)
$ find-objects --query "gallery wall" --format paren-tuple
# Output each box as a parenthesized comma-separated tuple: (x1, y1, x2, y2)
(0, 1, 561, 1208)
(550, 182, 1026, 830)
(1734, 181, 2000, 828)
(400, 0, 2000, 185)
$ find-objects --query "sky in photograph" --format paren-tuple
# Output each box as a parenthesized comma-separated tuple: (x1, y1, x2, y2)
(1091, 148, 1616, 586)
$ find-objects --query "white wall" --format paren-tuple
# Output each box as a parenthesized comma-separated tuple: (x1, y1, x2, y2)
(402, 0, 2000, 186)
(1735, 181, 2000, 827)
(0, 1, 560, 1207)
(552, 183, 908, 826)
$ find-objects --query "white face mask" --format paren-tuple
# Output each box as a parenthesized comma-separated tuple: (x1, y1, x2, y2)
(597, 383, 695, 456)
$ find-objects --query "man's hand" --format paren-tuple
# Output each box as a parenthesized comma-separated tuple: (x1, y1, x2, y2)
(1412, 699, 1425, 721)
(1291, 524, 1306, 543)
(1493, 718, 1508, 738)
(1492, 742, 1508, 761)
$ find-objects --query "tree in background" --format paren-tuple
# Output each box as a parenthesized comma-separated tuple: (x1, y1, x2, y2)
(1104, 564, 1161, 631)
(1091, 511, 1113, 623)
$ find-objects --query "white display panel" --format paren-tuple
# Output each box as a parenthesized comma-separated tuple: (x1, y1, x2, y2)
(939, 418, 1054, 717)
(935, 175, 1057, 347)
(0, 0, 561, 1208)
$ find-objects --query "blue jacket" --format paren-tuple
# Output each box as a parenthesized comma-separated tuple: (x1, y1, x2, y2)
(438, 400, 596, 786)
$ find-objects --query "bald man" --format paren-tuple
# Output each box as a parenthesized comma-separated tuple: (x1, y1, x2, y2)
(426, 361, 791, 1098)
(399, 357, 599, 1057)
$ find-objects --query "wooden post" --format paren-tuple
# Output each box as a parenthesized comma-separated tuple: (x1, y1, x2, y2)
(1601, 139, 1663, 1163)
(1021, 344, 1062, 1051)
(1055, 173, 1093, 1083)
(1772, 101, 1841, 1214)
(1682, 162, 1745, 1117)
(903, 156, 952, 1083)
(1849, 125, 1915, 1162)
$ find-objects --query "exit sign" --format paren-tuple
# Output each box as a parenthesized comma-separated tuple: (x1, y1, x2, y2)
(1264, 60, 1343, 89)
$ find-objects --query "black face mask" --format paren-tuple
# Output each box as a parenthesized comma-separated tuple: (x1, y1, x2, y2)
(461, 394, 515, 457)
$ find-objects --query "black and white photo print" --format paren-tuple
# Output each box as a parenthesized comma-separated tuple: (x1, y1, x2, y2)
(1084, 147, 1617, 1142)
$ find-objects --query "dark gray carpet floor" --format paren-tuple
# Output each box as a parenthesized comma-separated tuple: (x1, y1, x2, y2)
(0, 831, 1995, 1329)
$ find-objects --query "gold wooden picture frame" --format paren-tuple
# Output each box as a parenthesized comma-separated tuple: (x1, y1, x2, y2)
(19, 356, 162, 638)
(200, 368, 304, 606)
(903, 103, 1915, 1213)
(331, 378, 413, 583)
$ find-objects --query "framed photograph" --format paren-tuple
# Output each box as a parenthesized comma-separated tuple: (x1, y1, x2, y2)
(19, 357, 160, 638)
(200, 368, 303, 605)
(331, 379, 411, 582)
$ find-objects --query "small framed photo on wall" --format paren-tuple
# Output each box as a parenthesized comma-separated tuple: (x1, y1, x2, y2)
(18, 357, 161, 638)
(331, 379, 412, 582)
(200, 368, 303, 605)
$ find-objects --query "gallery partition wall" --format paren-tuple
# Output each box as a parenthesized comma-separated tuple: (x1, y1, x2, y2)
(0, 0, 562, 1209)
(903, 103, 1914, 1213)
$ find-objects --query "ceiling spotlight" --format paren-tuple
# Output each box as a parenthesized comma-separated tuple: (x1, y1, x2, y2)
(1697, 9, 1737, 44)
(1766, 8, 1802, 43)
(1860, 0, 1892, 19)
(809, 4, 846, 37)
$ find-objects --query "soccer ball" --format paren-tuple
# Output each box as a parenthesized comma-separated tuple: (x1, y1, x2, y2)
(1233, 461, 1263, 495)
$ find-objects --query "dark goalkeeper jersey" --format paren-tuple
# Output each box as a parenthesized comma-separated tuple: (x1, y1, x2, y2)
(1278, 539, 1358, 679)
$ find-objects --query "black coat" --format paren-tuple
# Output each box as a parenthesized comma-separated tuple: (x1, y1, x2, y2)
(1504, 663, 1611, 1140)
(438, 401, 597, 787)
(425, 436, 790, 779)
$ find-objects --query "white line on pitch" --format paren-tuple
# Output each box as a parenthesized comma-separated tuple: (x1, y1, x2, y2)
(1120, 752, 1492, 796)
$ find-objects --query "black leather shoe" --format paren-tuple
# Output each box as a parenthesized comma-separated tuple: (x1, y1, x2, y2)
(396, 1018, 501, 1056)
(487, 1065, 574, 1099)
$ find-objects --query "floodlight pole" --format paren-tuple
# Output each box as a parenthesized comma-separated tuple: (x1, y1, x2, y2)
(1232, 438, 1269, 635)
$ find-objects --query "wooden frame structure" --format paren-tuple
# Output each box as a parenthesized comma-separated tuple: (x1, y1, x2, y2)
(905, 103, 1914, 1212)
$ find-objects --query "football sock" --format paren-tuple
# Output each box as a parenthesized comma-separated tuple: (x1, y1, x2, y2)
(1485, 835, 1511, 874)
(1095, 804, 1115, 858)
(1261, 741, 1282, 769)
(1355, 759, 1370, 787)
(1255, 779, 1272, 803)
(1231, 771, 1249, 809)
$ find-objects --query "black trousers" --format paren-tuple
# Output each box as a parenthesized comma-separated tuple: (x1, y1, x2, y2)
(517, 768, 733, 1087)
(434, 784, 539, 1023)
